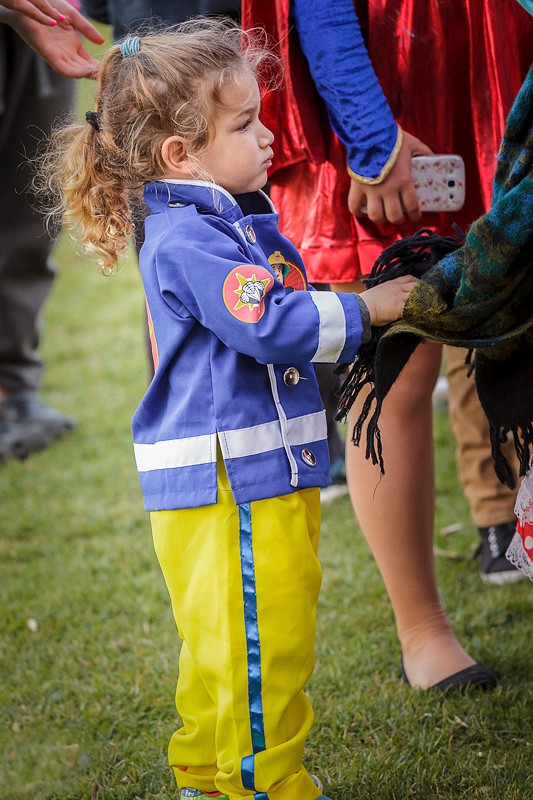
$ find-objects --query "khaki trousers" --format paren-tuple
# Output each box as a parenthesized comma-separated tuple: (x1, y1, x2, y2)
(445, 345, 518, 528)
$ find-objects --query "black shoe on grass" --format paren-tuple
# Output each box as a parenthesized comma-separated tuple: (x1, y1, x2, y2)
(477, 521, 526, 585)
(0, 390, 75, 462)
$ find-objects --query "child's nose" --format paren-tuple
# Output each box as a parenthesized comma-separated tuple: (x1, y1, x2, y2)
(259, 122, 274, 146)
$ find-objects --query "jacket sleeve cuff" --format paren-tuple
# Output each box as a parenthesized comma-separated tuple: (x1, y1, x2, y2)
(347, 125, 403, 185)
(308, 291, 365, 362)
(353, 293, 372, 343)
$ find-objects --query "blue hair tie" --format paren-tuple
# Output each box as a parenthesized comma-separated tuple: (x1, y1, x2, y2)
(120, 36, 141, 57)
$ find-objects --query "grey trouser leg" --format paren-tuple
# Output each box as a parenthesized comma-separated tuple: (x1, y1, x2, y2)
(0, 27, 74, 392)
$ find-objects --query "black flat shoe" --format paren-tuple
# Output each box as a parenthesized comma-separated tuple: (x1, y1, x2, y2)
(400, 655, 498, 691)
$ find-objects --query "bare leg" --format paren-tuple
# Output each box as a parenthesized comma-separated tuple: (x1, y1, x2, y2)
(344, 341, 476, 688)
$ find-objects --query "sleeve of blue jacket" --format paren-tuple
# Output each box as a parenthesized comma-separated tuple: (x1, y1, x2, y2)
(154, 222, 364, 365)
(291, 0, 399, 181)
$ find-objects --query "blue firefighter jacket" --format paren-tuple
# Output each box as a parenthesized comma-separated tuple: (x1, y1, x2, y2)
(133, 180, 366, 510)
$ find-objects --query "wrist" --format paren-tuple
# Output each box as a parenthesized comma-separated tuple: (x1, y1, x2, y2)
(347, 125, 403, 186)
(0, 8, 16, 26)
(0, 7, 34, 39)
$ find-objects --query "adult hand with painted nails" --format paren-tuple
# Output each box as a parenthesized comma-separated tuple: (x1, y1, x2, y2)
(1, 0, 67, 26)
(1, 0, 97, 32)
(0, 0, 105, 78)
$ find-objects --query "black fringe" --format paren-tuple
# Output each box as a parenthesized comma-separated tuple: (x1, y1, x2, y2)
(363, 226, 465, 287)
(489, 422, 533, 489)
(474, 342, 533, 487)
(335, 228, 465, 474)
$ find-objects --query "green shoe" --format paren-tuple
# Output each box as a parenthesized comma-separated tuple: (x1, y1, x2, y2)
(180, 790, 228, 800)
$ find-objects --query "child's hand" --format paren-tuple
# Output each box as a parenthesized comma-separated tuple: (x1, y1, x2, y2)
(359, 275, 419, 326)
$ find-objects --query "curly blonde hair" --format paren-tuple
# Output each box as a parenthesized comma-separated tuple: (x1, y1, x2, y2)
(42, 18, 278, 272)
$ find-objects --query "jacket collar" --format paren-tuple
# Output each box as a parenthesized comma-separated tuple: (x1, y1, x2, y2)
(144, 179, 274, 221)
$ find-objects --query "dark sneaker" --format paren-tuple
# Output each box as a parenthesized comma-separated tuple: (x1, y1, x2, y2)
(0, 390, 75, 462)
(0, 414, 50, 460)
(1, 390, 76, 434)
(477, 521, 526, 585)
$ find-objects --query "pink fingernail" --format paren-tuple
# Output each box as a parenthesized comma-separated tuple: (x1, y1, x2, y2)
(57, 14, 67, 21)
(49, 18, 57, 25)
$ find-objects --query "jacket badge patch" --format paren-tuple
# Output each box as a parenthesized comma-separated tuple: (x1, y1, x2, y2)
(268, 250, 307, 291)
(223, 265, 272, 323)
(268, 250, 291, 284)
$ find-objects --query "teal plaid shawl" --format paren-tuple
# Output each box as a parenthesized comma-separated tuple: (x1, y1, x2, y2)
(338, 65, 533, 487)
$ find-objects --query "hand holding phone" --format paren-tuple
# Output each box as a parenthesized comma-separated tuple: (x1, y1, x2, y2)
(411, 155, 466, 212)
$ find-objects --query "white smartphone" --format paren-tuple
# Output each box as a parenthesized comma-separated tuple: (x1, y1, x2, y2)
(411, 154, 466, 212)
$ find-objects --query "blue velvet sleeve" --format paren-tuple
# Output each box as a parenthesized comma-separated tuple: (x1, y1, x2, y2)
(291, 0, 399, 181)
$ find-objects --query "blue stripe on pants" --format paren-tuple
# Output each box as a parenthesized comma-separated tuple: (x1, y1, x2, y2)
(238, 502, 266, 792)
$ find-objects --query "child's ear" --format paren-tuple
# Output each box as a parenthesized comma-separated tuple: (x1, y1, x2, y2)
(161, 136, 195, 176)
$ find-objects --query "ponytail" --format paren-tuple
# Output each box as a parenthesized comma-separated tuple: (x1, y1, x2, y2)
(42, 117, 134, 272)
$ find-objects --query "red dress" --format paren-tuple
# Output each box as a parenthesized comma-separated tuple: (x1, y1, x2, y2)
(242, 0, 533, 282)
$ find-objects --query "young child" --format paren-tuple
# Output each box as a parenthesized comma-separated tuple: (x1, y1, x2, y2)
(44, 19, 416, 800)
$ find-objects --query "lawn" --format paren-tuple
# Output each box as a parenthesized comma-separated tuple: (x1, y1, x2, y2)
(0, 65, 531, 800)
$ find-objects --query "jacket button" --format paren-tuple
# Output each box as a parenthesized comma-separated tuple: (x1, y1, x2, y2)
(301, 448, 317, 467)
(244, 224, 256, 244)
(283, 367, 300, 386)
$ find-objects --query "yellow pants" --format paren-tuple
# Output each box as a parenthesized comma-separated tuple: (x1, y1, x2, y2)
(150, 458, 322, 800)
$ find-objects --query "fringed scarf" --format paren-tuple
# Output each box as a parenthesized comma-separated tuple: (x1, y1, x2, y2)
(336, 65, 533, 489)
